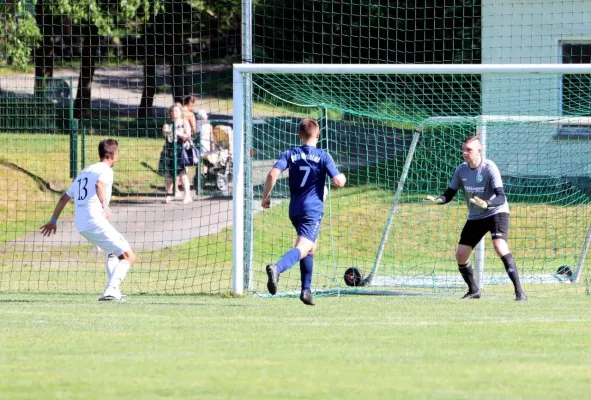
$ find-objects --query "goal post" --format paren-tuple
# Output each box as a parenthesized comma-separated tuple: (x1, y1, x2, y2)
(232, 63, 591, 296)
(232, 68, 245, 295)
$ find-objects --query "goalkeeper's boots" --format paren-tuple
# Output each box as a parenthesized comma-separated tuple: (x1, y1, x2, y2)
(461, 290, 481, 299)
(266, 264, 279, 295)
(515, 291, 527, 302)
(300, 290, 315, 306)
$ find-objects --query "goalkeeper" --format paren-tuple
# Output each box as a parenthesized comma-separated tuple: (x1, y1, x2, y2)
(424, 135, 526, 301)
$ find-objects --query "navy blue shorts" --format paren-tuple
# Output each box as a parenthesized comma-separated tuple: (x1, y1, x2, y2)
(290, 215, 323, 242)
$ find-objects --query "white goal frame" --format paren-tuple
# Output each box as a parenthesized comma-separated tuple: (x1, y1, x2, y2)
(231, 63, 591, 295)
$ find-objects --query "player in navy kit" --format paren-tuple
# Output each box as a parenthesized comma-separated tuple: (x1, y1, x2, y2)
(261, 119, 347, 305)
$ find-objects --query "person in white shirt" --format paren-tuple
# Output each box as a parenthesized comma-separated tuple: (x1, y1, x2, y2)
(40, 139, 137, 301)
(196, 109, 213, 154)
(195, 110, 215, 178)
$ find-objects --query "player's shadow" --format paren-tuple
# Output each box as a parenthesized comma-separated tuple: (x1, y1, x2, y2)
(1, 160, 167, 199)
(0, 160, 62, 194)
(141, 161, 159, 175)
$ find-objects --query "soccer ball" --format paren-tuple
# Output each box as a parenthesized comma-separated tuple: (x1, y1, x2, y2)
(555, 265, 573, 277)
(343, 267, 364, 287)
(553, 265, 573, 283)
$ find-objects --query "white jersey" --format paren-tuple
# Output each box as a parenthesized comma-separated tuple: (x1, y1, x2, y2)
(66, 162, 114, 232)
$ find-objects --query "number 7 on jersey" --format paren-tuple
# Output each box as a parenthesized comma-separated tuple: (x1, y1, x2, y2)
(299, 166, 311, 187)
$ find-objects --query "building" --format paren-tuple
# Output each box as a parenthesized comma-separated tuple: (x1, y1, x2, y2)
(481, 0, 591, 178)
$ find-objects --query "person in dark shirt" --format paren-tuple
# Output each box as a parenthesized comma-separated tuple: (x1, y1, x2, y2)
(261, 118, 347, 305)
(424, 135, 526, 301)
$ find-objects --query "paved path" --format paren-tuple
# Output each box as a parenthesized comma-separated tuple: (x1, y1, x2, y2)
(10, 192, 283, 251)
(1, 65, 233, 120)
(12, 197, 233, 250)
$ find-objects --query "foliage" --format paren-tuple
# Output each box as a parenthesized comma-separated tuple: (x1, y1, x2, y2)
(0, 0, 243, 68)
(43, 0, 158, 34)
(253, 0, 481, 64)
(0, 1, 42, 69)
(186, 0, 242, 35)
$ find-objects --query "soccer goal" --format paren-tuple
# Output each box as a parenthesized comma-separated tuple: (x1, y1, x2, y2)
(232, 64, 591, 297)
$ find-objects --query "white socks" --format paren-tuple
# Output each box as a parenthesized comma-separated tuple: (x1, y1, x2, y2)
(103, 259, 131, 298)
(111, 260, 131, 288)
(105, 253, 118, 280)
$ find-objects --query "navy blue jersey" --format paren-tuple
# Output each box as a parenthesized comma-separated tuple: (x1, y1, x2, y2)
(274, 145, 340, 217)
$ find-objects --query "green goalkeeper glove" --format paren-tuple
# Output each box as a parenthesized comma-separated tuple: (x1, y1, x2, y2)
(423, 195, 443, 205)
(469, 196, 488, 209)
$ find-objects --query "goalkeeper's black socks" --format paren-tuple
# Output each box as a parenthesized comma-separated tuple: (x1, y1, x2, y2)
(458, 261, 479, 294)
(501, 253, 523, 293)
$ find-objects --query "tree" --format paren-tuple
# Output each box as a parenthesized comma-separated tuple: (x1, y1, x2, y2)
(1, 0, 241, 118)
(253, 0, 481, 64)
(0, 0, 41, 68)
(138, 0, 242, 116)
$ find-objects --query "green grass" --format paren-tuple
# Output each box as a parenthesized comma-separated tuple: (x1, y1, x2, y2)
(0, 133, 168, 195)
(0, 65, 36, 75)
(0, 293, 590, 399)
(0, 134, 171, 242)
(0, 58, 142, 75)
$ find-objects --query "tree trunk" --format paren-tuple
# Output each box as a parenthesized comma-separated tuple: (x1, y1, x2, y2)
(171, 39, 185, 104)
(33, 0, 54, 96)
(74, 24, 99, 119)
(139, 32, 156, 118)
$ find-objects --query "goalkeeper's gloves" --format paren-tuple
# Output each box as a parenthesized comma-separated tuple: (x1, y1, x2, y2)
(423, 195, 443, 205)
(469, 196, 488, 209)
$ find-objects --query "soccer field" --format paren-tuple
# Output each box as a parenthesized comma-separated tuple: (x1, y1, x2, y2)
(1, 293, 590, 399)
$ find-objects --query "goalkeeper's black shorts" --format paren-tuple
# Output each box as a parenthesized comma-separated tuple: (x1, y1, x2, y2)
(459, 212, 510, 248)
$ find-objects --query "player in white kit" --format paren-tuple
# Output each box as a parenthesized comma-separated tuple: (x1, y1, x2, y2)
(40, 139, 137, 301)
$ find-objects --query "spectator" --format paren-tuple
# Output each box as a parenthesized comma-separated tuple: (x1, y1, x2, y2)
(182, 95, 198, 136)
(196, 109, 213, 154)
(158, 103, 193, 204)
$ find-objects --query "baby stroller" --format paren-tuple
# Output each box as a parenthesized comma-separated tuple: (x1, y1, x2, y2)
(200, 125, 233, 196)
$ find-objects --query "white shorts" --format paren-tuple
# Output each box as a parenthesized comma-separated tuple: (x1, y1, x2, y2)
(80, 223, 131, 257)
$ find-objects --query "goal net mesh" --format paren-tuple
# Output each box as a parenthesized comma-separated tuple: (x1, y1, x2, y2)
(244, 72, 591, 297)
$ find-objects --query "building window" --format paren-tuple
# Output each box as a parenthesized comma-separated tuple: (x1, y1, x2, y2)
(559, 43, 591, 138)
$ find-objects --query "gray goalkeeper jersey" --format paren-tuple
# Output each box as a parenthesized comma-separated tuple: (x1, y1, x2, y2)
(449, 159, 509, 220)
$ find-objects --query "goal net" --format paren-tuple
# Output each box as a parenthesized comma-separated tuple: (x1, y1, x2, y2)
(233, 64, 591, 297)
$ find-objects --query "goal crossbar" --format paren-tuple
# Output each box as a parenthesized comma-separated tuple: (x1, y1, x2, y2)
(233, 63, 591, 75)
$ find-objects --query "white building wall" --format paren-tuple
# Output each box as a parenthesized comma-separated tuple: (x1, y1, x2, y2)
(482, 0, 591, 177)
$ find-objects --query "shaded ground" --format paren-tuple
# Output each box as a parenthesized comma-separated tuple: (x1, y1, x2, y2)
(10, 187, 278, 252)
(0, 65, 233, 121)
